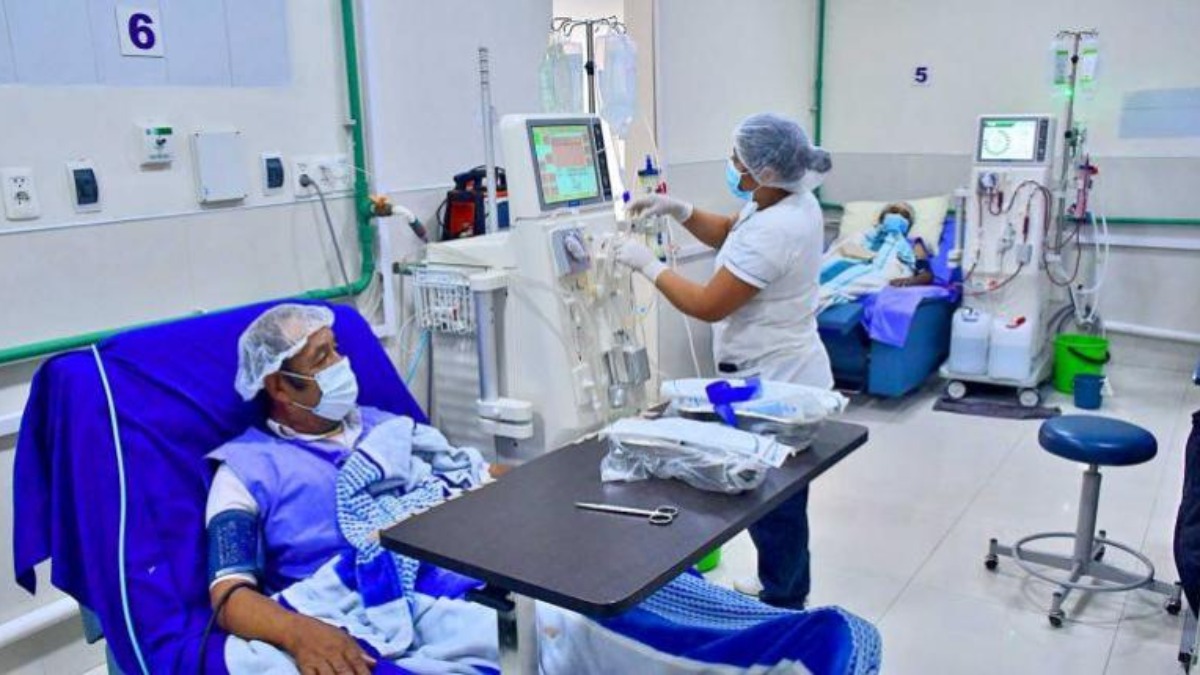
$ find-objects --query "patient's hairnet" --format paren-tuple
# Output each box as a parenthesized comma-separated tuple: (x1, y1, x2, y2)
(235, 304, 335, 401)
(733, 113, 831, 193)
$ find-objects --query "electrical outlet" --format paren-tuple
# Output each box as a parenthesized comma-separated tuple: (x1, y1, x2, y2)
(2, 167, 41, 220)
(293, 155, 319, 194)
(294, 154, 352, 196)
(319, 155, 352, 192)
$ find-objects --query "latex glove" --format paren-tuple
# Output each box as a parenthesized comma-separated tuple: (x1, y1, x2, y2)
(616, 238, 668, 283)
(627, 194, 694, 223)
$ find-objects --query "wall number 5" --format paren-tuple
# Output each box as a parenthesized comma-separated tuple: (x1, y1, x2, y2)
(117, 6, 165, 58)
(913, 66, 930, 86)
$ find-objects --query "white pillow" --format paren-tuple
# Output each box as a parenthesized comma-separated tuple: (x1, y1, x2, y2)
(838, 195, 951, 252)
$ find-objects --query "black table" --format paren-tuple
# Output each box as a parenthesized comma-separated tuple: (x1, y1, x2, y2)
(381, 419, 868, 672)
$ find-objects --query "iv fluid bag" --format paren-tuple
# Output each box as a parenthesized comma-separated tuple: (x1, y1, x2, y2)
(1078, 35, 1099, 95)
(540, 36, 584, 114)
(599, 33, 638, 139)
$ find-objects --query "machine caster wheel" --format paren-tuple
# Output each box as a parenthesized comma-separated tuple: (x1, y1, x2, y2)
(1048, 610, 1065, 628)
(946, 380, 969, 400)
(984, 554, 998, 571)
(1167, 598, 1183, 616)
(1018, 388, 1042, 408)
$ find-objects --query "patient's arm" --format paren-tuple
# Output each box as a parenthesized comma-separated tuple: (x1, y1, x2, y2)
(211, 578, 375, 675)
(889, 241, 934, 287)
(206, 471, 374, 674)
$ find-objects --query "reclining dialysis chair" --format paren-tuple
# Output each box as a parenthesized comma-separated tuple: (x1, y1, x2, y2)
(13, 301, 881, 675)
(13, 301, 427, 674)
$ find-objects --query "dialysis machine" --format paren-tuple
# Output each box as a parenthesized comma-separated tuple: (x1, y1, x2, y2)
(942, 114, 1066, 407)
(422, 114, 649, 461)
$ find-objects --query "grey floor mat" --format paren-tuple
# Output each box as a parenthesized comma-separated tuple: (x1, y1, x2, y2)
(933, 389, 1061, 420)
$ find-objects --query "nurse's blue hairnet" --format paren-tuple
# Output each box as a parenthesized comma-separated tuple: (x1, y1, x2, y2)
(733, 113, 831, 193)
(235, 304, 335, 400)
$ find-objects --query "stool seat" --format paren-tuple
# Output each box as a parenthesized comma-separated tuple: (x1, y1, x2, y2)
(1039, 415, 1157, 467)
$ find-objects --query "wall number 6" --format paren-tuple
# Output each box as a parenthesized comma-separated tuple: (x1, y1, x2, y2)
(117, 6, 164, 57)
(913, 66, 930, 85)
(128, 13, 157, 50)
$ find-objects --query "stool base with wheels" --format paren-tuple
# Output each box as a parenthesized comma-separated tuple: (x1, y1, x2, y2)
(985, 416, 1183, 627)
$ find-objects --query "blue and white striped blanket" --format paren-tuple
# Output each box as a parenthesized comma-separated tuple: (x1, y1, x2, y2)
(819, 228, 917, 312)
(226, 415, 882, 674)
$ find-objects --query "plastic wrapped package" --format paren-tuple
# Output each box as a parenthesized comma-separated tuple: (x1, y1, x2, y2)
(660, 378, 848, 450)
(600, 417, 794, 494)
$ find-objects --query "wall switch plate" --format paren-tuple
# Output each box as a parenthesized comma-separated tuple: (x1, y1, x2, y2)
(2, 167, 41, 220)
(262, 152, 285, 195)
(66, 160, 101, 213)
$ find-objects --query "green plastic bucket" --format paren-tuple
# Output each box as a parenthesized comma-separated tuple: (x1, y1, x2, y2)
(1053, 333, 1111, 394)
(695, 547, 722, 573)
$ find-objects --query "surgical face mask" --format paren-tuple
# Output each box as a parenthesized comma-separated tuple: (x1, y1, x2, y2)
(725, 160, 754, 201)
(283, 357, 359, 422)
(881, 213, 911, 236)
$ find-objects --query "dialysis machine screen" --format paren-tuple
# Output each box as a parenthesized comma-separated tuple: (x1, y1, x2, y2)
(977, 117, 1050, 164)
(528, 122, 609, 210)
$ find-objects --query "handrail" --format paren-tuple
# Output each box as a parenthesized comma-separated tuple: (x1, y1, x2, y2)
(0, 0, 376, 367)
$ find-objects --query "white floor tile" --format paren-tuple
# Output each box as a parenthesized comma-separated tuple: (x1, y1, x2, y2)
(912, 511, 1133, 627)
(808, 488, 962, 584)
(878, 583, 1117, 675)
(702, 525, 910, 624)
(1107, 608, 1190, 675)
(818, 367, 1196, 673)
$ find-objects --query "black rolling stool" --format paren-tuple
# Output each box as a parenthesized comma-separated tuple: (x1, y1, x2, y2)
(986, 415, 1183, 627)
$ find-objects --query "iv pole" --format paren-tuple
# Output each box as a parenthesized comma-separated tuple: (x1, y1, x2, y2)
(551, 16, 627, 114)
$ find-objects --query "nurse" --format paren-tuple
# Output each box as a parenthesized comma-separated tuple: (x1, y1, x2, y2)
(616, 112, 832, 608)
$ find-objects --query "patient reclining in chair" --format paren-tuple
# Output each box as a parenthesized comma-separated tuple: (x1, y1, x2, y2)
(818, 202, 933, 312)
(207, 303, 504, 673)
(205, 303, 881, 675)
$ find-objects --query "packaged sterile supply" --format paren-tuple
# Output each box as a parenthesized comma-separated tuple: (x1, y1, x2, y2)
(600, 417, 794, 494)
(659, 378, 847, 450)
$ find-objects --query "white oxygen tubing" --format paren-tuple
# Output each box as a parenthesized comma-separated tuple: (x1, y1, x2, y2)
(1071, 203, 1110, 326)
(90, 346, 150, 675)
(663, 221, 704, 378)
(640, 113, 703, 378)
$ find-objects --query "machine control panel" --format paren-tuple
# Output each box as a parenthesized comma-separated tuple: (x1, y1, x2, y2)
(975, 115, 1054, 165)
(551, 227, 592, 277)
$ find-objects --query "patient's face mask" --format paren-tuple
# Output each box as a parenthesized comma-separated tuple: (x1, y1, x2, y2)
(283, 357, 359, 422)
(725, 160, 755, 201)
(880, 213, 911, 236)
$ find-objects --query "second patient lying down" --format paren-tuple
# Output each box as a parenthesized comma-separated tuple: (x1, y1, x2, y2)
(818, 202, 933, 311)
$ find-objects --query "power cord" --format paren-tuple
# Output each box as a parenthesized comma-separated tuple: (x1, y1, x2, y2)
(195, 581, 254, 675)
(300, 174, 353, 290)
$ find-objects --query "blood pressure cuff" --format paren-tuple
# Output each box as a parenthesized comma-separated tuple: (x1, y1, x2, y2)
(207, 509, 262, 584)
(914, 257, 932, 274)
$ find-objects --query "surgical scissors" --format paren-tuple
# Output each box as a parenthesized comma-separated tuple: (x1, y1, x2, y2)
(574, 502, 679, 526)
